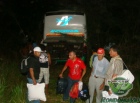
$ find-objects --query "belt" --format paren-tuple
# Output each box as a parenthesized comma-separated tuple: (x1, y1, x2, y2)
(94, 75, 104, 79)
(94, 75, 99, 78)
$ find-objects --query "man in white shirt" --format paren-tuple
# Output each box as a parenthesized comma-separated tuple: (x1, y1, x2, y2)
(86, 48, 109, 103)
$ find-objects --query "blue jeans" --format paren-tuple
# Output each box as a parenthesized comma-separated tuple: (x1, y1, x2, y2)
(27, 78, 40, 103)
(63, 77, 79, 103)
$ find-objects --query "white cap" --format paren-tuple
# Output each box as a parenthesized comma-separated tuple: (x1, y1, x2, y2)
(33, 47, 42, 52)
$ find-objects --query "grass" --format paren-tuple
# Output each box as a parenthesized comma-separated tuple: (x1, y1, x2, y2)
(0, 77, 6, 101)
(9, 83, 26, 103)
(0, 60, 140, 103)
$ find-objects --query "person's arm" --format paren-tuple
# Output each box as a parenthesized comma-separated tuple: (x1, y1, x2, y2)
(91, 67, 94, 76)
(47, 53, 51, 65)
(112, 74, 118, 79)
(112, 60, 123, 79)
(90, 57, 95, 75)
(100, 59, 110, 90)
(79, 68, 86, 81)
(29, 68, 37, 85)
(100, 79, 105, 90)
(59, 65, 67, 78)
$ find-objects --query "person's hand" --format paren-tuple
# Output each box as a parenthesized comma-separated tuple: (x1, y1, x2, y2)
(99, 82, 105, 90)
(112, 74, 117, 80)
(33, 81, 37, 85)
(79, 78, 82, 82)
(59, 73, 63, 78)
(108, 90, 112, 95)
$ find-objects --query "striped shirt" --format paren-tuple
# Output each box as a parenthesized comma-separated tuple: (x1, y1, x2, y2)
(105, 55, 123, 81)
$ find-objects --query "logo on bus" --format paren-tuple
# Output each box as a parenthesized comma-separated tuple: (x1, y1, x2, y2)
(56, 16, 72, 26)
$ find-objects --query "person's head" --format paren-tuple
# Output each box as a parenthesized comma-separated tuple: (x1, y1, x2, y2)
(69, 51, 77, 60)
(33, 47, 42, 57)
(91, 47, 98, 53)
(109, 45, 120, 57)
(97, 48, 105, 60)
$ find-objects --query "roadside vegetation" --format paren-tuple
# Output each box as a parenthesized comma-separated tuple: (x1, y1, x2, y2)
(0, 55, 140, 103)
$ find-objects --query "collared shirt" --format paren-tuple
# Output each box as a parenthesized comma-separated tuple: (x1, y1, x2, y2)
(105, 55, 123, 81)
(91, 56, 109, 78)
(65, 58, 86, 80)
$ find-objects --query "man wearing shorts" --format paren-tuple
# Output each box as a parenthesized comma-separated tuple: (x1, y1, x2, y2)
(38, 44, 51, 95)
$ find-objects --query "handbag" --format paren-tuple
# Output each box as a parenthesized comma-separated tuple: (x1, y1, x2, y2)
(117, 61, 134, 83)
(112, 58, 135, 83)
(56, 77, 68, 94)
(79, 83, 90, 101)
(69, 82, 79, 98)
(103, 59, 135, 101)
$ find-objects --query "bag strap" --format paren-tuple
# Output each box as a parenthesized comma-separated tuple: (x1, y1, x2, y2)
(113, 58, 128, 70)
(122, 60, 129, 70)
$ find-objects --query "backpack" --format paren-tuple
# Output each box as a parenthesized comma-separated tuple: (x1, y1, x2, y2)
(92, 55, 97, 63)
(79, 83, 90, 101)
(56, 77, 68, 94)
(89, 54, 97, 68)
(20, 57, 30, 75)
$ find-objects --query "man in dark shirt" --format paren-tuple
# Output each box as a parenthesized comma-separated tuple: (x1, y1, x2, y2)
(27, 46, 42, 103)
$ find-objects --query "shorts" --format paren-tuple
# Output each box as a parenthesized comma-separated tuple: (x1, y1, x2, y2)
(38, 67, 50, 84)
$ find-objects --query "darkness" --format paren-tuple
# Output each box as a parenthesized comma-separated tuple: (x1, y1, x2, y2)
(0, 0, 140, 68)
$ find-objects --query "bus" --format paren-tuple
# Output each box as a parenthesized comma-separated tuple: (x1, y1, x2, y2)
(43, 10, 87, 63)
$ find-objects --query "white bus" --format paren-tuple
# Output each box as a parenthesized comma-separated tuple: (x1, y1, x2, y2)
(43, 10, 87, 62)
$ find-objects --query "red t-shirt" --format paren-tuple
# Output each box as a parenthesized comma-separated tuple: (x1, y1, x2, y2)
(65, 58, 86, 80)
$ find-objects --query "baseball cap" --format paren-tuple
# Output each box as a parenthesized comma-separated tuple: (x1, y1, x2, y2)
(33, 47, 42, 52)
(97, 48, 105, 54)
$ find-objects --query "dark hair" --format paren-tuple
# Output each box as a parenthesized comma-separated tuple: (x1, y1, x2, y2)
(110, 45, 120, 54)
(91, 47, 98, 52)
(69, 50, 77, 55)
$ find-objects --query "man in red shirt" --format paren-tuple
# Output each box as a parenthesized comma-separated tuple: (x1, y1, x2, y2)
(59, 51, 86, 103)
